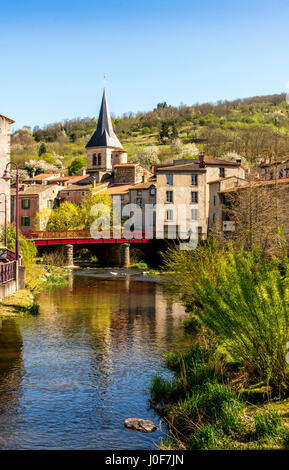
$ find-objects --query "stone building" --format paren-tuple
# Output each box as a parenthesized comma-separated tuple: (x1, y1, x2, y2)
(0, 114, 14, 230)
(257, 156, 289, 180)
(155, 154, 245, 239)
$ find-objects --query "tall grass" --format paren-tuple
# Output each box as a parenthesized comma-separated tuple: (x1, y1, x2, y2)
(163, 243, 289, 390)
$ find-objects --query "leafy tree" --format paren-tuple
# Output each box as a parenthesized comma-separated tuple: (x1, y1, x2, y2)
(78, 190, 112, 229)
(46, 202, 80, 230)
(68, 156, 87, 175)
(38, 143, 47, 156)
(1, 223, 37, 266)
(134, 146, 160, 168)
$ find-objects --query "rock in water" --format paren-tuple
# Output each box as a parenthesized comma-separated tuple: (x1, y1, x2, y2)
(124, 418, 157, 433)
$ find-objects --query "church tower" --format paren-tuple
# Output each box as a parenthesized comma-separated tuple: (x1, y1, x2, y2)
(86, 88, 127, 176)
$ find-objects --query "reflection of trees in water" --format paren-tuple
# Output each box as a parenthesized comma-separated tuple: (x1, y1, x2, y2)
(35, 276, 187, 394)
(0, 319, 23, 447)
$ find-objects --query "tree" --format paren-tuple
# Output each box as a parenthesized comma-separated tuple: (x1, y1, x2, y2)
(134, 146, 160, 168)
(68, 156, 87, 175)
(78, 190, 112, 229)
(38, 143, 47, 157)
(46, 202, 80, 231)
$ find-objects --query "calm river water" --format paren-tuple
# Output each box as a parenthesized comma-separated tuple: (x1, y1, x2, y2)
(0, 273, 192, 449)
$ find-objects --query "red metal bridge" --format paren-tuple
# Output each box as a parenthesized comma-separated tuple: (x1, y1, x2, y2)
(23, 230, 154, 246)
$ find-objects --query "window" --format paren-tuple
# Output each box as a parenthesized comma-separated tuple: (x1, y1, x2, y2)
(191, 209, 198, 220)
(150, 186, 156, 195)
(93, 153, 97, 166)
(149, 197, 155, 205)
(213, 195, 217, 206)
(21, 199, 30, 210)
(98, 153, 102, 166)
(166, 174, 173, 185)
(82, 192, 85, 196)
(121, 194, 125, 202)
(21, 216, 30, 227)
(166, 191, 173, 203)
(166, 209, 173, 221)
(219, 167, 225, 178)
(191, 174, 198, 186)
(67, 192, 70, 196)
(136, 197, 143, 207)
(137, 190, 142, 196)
(191, 192, 198, 203)
(212, 213, 216, 223)
(47, 200, 53, 209)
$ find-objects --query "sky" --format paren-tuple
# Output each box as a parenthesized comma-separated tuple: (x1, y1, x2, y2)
(1, 0, 289, 130)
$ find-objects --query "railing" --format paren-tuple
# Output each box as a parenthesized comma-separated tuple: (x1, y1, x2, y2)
(0, 250, 22, 285)
(22, 229, 155, 240)
(0, 260, 16, 284)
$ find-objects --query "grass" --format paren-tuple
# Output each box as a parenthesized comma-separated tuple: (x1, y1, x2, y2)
(150, 342, 289, 450)
(130, 262, 149, 269)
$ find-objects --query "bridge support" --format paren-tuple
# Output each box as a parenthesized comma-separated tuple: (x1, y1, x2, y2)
(121, 243, 130, 268)
(64, 244, 74, 267)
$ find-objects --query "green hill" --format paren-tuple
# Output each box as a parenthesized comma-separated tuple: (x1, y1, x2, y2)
(11, 93, 289, 174)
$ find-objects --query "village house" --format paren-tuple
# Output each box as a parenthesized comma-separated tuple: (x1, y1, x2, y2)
(257, 156, 289, 180)
(0, 114, 14, 228)
(11, 184, 64, 231)
(155, 154, 245, 239)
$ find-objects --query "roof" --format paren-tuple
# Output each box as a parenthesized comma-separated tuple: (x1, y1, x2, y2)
(86, 88, 123, 149)
(130, 180, 156, 190)
(113, 163, 138, 168)
(59, 185, 92, 192)
(106, 184, 134, 195)
(220, 177, 289, 193)
(24, 173, 57, 181)
(11, 184, 61, 196)
(157, 163, 205, 172)
(47, 174, 89, 184)
(0, 114, 15, 124)
(260, 158, 289, 168)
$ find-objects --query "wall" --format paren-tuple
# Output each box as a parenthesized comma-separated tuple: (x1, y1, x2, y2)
(156, 171, 207, 239)
(0, 116, 11, 228)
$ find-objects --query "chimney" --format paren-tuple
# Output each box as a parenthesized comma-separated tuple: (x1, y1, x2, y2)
(82, 167, 86, 176)
(199, 151, 206, 168)
(142, 175, 145, 183)
(32, 171, 35, 179)
(92, 176, 96, 188)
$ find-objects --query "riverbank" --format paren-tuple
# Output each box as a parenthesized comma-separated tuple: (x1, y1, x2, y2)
(0, 263, 69, 317)
(151, 335, 289, 450)
(73, 265, 165, 283)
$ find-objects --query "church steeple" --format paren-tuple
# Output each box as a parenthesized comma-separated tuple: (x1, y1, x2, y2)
(86, 88, 123, 149)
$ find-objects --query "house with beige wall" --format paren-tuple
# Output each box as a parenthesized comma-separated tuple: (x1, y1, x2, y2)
(155, 154, 245, 240)
(0, 114, 14, 231)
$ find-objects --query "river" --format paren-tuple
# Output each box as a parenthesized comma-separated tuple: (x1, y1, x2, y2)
(0, 272, 192, 450)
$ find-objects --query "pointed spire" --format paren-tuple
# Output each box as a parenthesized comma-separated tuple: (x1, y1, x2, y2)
(86, 89, 123, 149)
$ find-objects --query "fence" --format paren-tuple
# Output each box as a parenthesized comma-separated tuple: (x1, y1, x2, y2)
(0, 250, 21, 285)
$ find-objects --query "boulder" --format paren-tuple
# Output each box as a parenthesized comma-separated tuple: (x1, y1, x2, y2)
(124, 418, 157, 433)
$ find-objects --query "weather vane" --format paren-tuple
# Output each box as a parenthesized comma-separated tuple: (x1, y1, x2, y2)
(104, 74, 106, 87)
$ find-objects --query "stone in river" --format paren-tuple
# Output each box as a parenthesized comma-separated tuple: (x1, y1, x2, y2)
(124, 418, 157, 433)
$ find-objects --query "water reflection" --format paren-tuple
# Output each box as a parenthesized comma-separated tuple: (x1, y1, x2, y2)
(0, 274, 191, 449)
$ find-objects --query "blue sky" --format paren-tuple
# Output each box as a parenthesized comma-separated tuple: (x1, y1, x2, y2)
(1, 0, 289, 130)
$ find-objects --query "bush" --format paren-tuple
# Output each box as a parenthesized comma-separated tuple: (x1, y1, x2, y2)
(2, 224, 37, 267)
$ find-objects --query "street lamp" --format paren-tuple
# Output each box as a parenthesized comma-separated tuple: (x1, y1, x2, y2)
(0, 193, 7, 247)
(2, 162, 19, 261)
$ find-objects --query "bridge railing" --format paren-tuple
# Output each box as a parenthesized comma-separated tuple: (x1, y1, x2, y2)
(22, 229, 155, 240)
